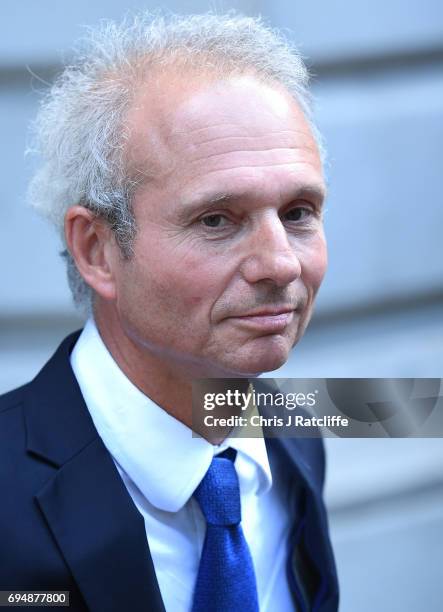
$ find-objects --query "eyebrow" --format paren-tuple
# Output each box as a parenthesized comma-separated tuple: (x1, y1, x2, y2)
(178, 184, 327, 220)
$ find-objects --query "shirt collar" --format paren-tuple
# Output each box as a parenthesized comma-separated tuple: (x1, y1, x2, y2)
(70, 318, 272, 512)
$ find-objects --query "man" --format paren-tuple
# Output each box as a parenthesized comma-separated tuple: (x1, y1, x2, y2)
(0, 13, 338, 612)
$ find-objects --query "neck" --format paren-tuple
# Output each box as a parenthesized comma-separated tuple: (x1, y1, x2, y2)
(93, 302, 248, 443)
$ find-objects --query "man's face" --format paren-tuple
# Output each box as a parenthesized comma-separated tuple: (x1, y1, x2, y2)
(112, 75, 327, 377)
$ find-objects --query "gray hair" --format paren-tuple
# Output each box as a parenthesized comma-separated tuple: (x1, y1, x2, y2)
(27, 11, 324, 312)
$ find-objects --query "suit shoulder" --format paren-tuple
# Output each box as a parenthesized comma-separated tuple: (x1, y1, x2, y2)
(0, 384, 30, 453)
(0, 383, 28, 414)
(0, 329, 82, 417)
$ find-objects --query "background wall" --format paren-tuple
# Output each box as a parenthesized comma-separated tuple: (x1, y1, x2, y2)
(1, 2, 442, 610)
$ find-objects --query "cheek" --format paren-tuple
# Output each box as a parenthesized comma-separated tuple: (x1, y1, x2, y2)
(301, 236, 328, 292)
(178, 273, 224, 311)
(169, 246, 235, 306)
(126, 246, 228, 315)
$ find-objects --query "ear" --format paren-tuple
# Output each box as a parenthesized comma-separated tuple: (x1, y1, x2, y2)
(64, 205, 117, 301)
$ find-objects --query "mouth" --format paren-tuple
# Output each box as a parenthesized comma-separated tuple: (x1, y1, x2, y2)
(226, 307, 296, 333)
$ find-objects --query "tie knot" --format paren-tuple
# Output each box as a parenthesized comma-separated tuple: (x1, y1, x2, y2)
(194, 450, 241, 526)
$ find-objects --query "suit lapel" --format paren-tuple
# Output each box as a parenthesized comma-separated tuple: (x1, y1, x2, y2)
(267, 437, 339, 612)
(24, 332, 165, 612)
(255, 377, 338, 611)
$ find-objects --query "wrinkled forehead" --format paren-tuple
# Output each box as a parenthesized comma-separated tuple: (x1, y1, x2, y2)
(125, 71, 321, 184)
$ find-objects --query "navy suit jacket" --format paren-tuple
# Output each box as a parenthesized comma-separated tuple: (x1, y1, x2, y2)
(0, 332, 339, 611)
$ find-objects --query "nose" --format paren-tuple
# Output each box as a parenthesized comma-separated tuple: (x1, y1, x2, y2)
(240, 212, 302, 287)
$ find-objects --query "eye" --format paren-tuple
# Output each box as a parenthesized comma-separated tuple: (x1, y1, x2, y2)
(283, 206, 313, 222)
(200, 214, 229, 228)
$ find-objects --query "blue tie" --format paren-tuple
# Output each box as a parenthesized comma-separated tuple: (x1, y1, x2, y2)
(191, 448, 259, 612)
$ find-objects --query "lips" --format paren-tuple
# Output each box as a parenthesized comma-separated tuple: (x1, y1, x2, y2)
(226, 308, 296, 333)
(233, 306, 295, 318)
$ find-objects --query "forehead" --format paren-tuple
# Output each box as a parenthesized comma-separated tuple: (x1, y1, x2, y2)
(127, 73, 323, 197)
(169, 75, 305, 131)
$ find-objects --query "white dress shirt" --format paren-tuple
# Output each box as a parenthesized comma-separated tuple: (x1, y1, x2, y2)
(70, 318, 295, 611)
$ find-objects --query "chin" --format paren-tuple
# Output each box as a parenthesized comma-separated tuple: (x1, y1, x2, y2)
(226, 340, 291, 377)
(247, 355, 288, 376)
